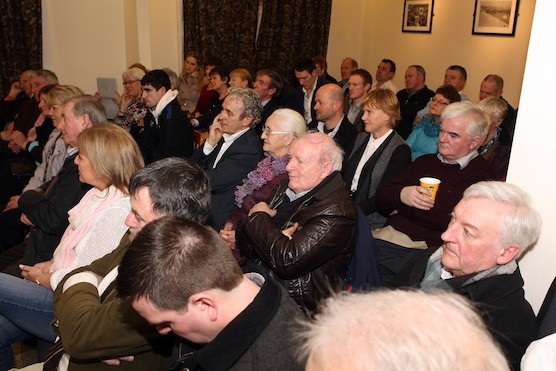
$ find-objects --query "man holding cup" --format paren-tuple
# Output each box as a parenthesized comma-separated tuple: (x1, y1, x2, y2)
(373, 101, 495, 284)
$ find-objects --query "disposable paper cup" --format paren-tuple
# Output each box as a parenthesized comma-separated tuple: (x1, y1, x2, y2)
(420, 177, 441, 201)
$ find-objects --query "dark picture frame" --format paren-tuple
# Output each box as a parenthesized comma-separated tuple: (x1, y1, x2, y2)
(402, 0, 434, 33)
(472, 0, 520, 36)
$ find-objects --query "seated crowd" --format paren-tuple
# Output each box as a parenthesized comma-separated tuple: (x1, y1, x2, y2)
(0, 53, 545, 371)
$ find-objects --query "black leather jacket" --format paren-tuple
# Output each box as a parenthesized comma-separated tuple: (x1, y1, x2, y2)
(237, 172, 358, 313)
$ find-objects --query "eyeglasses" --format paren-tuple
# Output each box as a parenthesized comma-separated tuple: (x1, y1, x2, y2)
(123, 80, 139, 86)
(262, 126, 290, 135)
(431, 97, 449, 106)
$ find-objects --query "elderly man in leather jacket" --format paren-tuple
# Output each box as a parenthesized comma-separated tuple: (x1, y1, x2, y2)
(237, 132, 358, 314)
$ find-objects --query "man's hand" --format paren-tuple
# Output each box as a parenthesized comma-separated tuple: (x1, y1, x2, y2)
(248, 202, 277, 217)
(400, 186, 435, 210)
(206, 114, 224, 147)
(219, 222, 237, 249)
(6, 81, 23, 100)
(281, 222, 299, 240)
(20, 213, 35, 227)
(10, 130, 28, 149)
(7, 140, 21, 154)
(101, 355, 135, 366)
(4, 195, 20, 211)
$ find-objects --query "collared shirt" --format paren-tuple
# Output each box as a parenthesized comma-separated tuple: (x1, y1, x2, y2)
(261, 98, 271, 107)
(347, 102, 361, 124)
(67, 147, 78, 156)
(371, 79, 399, 94)
(302, 78, 318, 123)
(437, 150, 479, 169)
(350, 129, 393, 192)
(203, 127, 250, 168)
(286, 188, 311, 202)
(316, 115, 344, 138)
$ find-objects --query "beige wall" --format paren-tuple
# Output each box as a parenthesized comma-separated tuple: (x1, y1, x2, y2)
(328, 0, 536, 107)
(42, 0, 183, 94)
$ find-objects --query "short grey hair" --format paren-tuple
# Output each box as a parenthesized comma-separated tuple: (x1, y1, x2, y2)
(299, 290, 509, 371)
(227, 87, 262, 127)
(123, 67, 146, 82)
(64, 94, 107, 125)
(441, 101, 489, 142)
(162, 68, 179, 90)
(34, 69, 59, 85)
(270, 108, 307, 138)
(463, 181, 542, 258)
(478, 97, 508, 124)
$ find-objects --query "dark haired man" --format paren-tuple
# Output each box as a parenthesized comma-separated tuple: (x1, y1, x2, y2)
(140, 69, 193, 164)
(294, 58, 333, 123)
(371, 59, 398, 93)
(253, 68, 283, 134)
(46, 157, 211, 370)
(117, 217, 304, 370)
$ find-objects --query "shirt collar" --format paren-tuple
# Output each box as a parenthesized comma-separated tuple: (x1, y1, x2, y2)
(437, 150, 479, 169)
(223, 127, 250, 143)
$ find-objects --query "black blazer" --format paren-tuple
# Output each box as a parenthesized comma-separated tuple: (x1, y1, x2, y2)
(255, 98, 281, 136)
(309, 115, 357, 155)
(18, 152, 91, 265)
(190, 128, 263, 230)
(295, 76, 334, 122)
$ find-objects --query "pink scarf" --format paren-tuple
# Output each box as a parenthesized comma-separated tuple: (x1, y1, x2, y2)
(50, 186, 126, 272)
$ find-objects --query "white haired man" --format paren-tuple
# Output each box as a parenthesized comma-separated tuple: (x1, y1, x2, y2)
(374, 101, 495, 284)
(392, 181, 541, 370)
(237, 132, 357, 314)
(301, 290, 510, 371)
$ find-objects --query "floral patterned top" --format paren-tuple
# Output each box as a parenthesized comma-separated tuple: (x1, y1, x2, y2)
(113, 96, 147, 133)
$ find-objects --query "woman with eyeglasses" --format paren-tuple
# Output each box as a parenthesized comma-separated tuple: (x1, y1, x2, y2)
(113, 67, 147, 136)
(219, 108, 306, 254)
(406, 85, 461, 160)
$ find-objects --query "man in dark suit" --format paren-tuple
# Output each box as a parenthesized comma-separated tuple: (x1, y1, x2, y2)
(309, 83, 357, 155)
(396, 65, 434, 139)
(140, 69, 194, 164)
(190, 88, 264, 230)
(294, 58, 333, 123)
(478, 74, 517, 146)
(253, 69, 283, 135)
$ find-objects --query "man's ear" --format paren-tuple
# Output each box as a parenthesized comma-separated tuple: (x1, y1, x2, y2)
(320, 161, 333, 180)
(469, 135, 482, 150)
(190, 292, 218, 321)
(496, 244, 520, 265)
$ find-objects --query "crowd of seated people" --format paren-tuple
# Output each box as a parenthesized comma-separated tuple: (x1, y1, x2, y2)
(0, 53, 540, 371)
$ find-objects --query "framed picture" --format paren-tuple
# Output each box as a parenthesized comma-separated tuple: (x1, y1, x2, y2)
(402, 0, 434, 33)
(472, 0, 520, 36)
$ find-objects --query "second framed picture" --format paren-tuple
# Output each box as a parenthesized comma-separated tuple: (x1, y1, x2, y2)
(472, 0, 520, 36)
(402, 0, 434, 33)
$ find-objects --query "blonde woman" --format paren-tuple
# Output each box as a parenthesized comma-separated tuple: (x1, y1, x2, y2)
(0, 124, 144, 369)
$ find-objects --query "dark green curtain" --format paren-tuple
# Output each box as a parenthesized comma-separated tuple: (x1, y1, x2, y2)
(254, 0, 332, 77)
(0, 0, 42, 96)
(183, 0, 259, 69)
(183, 0, 332, 77)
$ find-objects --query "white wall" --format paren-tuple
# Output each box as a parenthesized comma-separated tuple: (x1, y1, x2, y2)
(509, 0, 556, 313)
